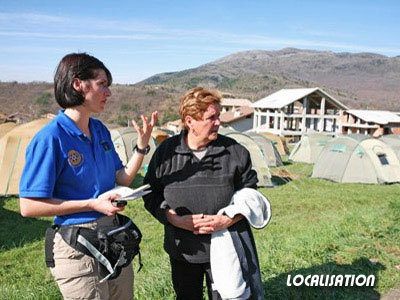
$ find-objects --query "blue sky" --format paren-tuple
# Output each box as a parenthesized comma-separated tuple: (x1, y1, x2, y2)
(1, 0, 399, 83)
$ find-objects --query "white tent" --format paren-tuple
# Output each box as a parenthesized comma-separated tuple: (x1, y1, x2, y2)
(110, 127, 157, 168)
(289, 133, 334, 164)
(223, 131, 272, 187)
(312, 135, 400, 184)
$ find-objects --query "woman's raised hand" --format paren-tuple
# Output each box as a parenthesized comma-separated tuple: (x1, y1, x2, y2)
(132, 111, 158, 149)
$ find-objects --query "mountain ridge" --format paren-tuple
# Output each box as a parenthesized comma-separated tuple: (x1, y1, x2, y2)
(1, 48, 400, 124)
(139, 48, 400, 111)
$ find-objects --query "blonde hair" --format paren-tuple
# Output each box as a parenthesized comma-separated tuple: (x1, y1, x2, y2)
(179, 87, 221, 130)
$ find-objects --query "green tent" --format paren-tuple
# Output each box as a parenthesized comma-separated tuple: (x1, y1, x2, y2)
(380, 134, 400, 161)
(222, 131, 272, 187)
(219, 127, 283, 167)
(218, 126, 235, 135)
(312, 135, 400, 184)
(110, 127, 157, 169)
(289, 133, 334, 164)
(260, 132, 290, 156)
(247, 132, 283, 167)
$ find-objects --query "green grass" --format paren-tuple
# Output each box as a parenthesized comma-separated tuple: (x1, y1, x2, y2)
(1, 163, 399, 299)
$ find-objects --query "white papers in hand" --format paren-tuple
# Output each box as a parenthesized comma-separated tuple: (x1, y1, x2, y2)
(100, 184, 152, 201)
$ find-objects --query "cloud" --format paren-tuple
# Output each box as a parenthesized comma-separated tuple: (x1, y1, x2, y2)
(0, 45, 71, 54)
(1, 12, 398, 55)
(229, 35, 400, 55)
(302, 30, 354, 39)
(0, 31, 160, 40)
(1, 29, 399, 56)
(0, 12, 68, 23)
(0, 62, 53, 82)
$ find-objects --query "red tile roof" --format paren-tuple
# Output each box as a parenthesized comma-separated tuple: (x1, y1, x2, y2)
(220, 106, 254, 123)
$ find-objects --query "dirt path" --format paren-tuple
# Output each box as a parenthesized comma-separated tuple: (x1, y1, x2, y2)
(381, 287, 400, 300)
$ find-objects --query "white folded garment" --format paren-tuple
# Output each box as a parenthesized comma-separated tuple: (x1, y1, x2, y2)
(210, 188, 271, 300)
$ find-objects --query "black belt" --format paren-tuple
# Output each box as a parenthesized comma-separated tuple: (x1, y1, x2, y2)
(45, 214, 142, 281)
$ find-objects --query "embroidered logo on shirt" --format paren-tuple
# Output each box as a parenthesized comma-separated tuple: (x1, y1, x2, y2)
(68, 150, 84, 167)
(101, 141, 111, 152)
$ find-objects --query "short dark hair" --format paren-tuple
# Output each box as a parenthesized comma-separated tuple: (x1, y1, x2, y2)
(54, 53, 112, 108)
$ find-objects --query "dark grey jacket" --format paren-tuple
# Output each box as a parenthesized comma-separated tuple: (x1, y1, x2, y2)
(143, 131, 259, 263)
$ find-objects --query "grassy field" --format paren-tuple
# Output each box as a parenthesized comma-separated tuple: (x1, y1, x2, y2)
(0, 162, 399, 299)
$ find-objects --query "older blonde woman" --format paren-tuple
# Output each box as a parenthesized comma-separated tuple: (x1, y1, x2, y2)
(144, 87, 263, 300)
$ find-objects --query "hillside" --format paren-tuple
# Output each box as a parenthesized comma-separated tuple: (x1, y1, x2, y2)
(0, 82, 177, 125)
(139, 48, 400, 111)
(1, 48, 400, 124)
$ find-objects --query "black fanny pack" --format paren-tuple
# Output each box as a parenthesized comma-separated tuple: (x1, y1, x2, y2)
(45, 214, 142, 282)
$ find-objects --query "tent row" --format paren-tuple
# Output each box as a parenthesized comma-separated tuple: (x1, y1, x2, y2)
(0, 120, 171, 196)
(289, 133, 400, 184)
(218, 127, 289, 187)
(0, 118, 291, 195)
(113, 126, 286, 188)
(9, 116, 398, 194)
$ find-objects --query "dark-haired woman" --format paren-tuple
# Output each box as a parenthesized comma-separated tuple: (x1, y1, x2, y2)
(19, 53, 157, 299)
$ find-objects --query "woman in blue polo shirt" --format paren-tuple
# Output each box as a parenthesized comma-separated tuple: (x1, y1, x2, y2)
(19, 53, 157, 300)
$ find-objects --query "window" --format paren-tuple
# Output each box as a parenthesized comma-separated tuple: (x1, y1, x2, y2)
(377, 154, 389, 165)
(330, 144, 346, 152)
(317, 141, 328, 146)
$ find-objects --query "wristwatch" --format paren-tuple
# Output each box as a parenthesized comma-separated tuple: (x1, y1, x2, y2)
(134, 144, 151, 155)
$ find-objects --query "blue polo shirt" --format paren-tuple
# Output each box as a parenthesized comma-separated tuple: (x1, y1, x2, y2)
(19, 110, 124, 225)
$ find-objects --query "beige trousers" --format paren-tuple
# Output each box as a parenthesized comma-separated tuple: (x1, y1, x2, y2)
(50, 216, 134, 300)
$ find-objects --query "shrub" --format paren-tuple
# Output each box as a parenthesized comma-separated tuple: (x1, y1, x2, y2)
(146, 90, 156, 96)
(161, 109, 179, 125)
(120, 103, 132, 111)
(114, 114, 129, 127)
(36, 92, 52, 106)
